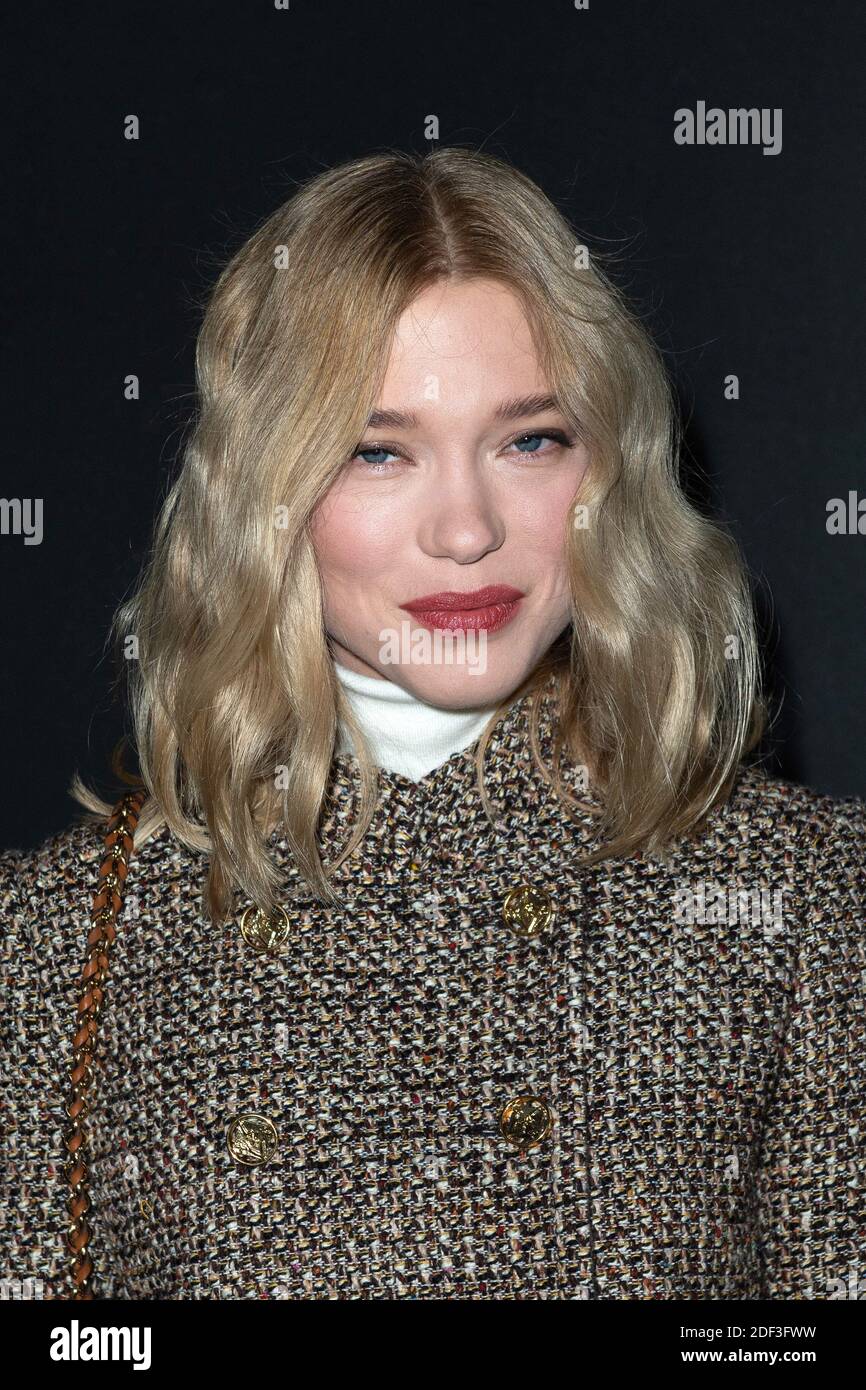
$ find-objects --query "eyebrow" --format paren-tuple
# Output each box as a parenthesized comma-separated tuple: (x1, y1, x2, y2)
(365, 392, 563, 431)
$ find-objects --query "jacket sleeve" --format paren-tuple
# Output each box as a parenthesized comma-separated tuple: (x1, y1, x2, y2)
(756, 795, 866, 1299)
(0, 829, 95, 1301)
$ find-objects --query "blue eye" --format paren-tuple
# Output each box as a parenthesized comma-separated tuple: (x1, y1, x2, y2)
(508, 431, 571, 455)
(356, 447, 396, 466)
(513, 433, 546, 453)
(352, 446, 401, 473)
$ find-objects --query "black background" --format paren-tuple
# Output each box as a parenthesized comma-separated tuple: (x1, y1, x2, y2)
(2, 0, 864, 850)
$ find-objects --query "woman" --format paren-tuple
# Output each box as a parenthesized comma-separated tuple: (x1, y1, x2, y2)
(1, 147, 863, 1302)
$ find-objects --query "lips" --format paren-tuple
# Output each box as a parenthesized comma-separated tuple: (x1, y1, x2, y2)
(400, 585, 525, 612)
(399, 585, 525, 634)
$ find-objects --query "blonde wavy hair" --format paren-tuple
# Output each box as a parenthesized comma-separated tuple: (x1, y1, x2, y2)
(72, 145, 769, 924)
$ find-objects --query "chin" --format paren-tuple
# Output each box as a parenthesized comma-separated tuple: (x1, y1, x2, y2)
(402, 662, 512, 709)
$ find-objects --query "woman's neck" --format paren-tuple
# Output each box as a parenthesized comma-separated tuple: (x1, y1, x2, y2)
(333, 660, 500, 782)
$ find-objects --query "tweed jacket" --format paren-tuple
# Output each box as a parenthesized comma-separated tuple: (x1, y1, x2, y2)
(1, 675, 864, 1301)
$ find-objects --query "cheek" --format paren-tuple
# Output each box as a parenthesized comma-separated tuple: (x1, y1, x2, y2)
(510, 473, 585, 547)
(310, 496, 396, 582)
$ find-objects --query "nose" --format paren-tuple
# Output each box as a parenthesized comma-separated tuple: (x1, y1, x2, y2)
(416, 458, 506, 563)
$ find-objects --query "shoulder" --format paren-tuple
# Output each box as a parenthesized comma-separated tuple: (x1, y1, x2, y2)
(718, 762, 864, 887)
(0, 820, 113, 1061)
(0, 812, 196, 905)
(722, 759, 864, 824)
(0, 818, 105, 952)
(0, 814, 185, 972)
(0, 811, 195, 1071)
(700, 763, 865, 959)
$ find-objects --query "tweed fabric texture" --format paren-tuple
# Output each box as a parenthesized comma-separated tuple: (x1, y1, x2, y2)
(1, 673, 864, 1300)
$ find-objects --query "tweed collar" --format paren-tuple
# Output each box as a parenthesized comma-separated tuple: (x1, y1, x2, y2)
(267, 667, 606, 902)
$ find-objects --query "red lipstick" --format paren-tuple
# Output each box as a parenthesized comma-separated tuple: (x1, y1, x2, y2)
(399, 584, 525, 634)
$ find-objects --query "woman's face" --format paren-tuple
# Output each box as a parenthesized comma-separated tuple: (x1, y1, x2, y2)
(310, 276, 590, 707)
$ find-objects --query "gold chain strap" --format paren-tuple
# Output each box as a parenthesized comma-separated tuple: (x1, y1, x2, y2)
(63, 788, 147, 1300)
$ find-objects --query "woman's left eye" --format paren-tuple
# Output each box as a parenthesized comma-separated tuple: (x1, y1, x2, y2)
(507, 431, 569, 457)
(505, 430, 572, 458)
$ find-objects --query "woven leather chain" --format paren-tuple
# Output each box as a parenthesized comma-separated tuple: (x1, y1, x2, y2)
(63, 788, 147, 1300)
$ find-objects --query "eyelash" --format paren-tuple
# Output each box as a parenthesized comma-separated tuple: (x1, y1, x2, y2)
(350, 429, 575, 474)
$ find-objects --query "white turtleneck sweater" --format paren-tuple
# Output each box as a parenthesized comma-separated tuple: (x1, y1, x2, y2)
(334, 660, 500, 782)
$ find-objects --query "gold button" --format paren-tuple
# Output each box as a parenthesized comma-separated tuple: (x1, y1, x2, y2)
(502, 884, 554, 938)
(240, 904, 291, 953)
(226, 1113, 279, 1166)
(499, 1094, 553, 1151)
